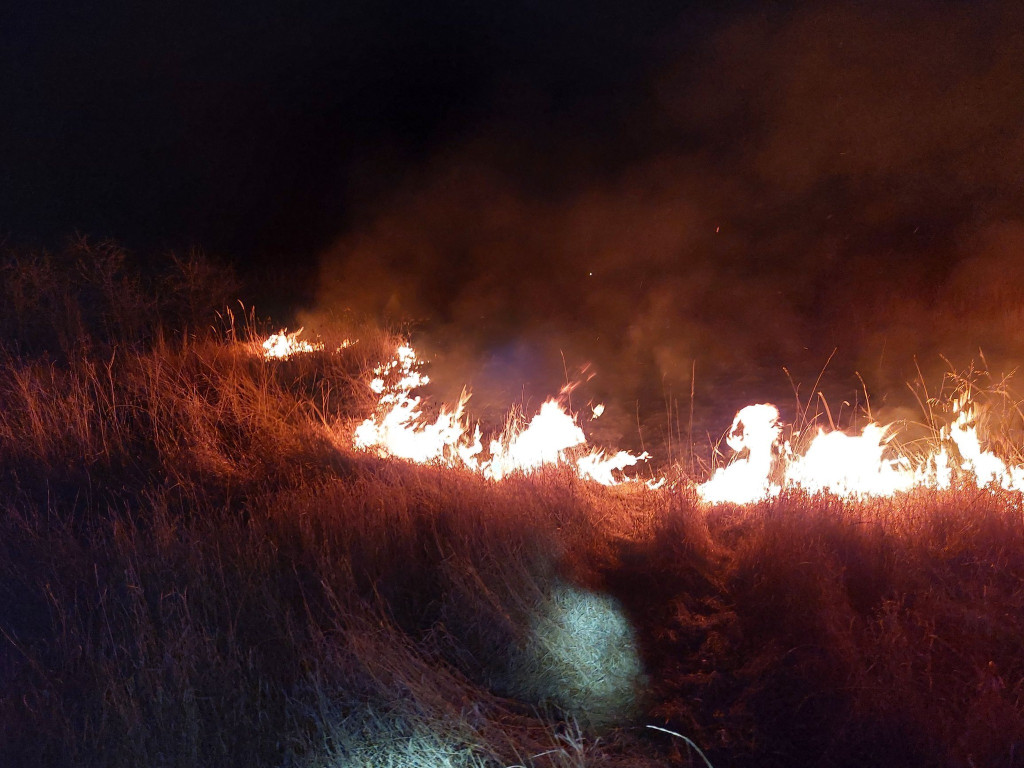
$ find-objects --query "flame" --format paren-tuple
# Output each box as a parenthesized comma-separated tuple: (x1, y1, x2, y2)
(697, 404, 782, 504)
(352, 344, 648, 485)
(263, 327, 323, 359)
(352, 345, 469, 463)
(784, 423, 916, 497)
(261, 328, 353, 359)
(945, 398, 1024, 491)
(485, 401, 587, 478)
(259, 331, 1024, 499)
(697, 394, 1024, 503)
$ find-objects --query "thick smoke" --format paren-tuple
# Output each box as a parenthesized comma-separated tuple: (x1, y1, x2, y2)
(312, 0, 1024, 455)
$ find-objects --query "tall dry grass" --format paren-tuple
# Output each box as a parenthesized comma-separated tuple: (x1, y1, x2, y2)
(0, 243, 655, 767)
(1, 241, 1023, 767)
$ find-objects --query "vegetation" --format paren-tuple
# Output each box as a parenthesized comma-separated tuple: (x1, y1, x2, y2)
(1, 240, 1022, 767)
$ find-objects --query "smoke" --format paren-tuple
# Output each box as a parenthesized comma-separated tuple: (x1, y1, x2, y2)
(310, 0, 1024, 453)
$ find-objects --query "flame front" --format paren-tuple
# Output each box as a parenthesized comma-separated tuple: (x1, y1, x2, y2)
(352, 344, 648, 485)
(258, 332, 1024, 499)
(263, 327, 323, 359)
(261, 327, 353, 360)
(696, 394, 1024, 503)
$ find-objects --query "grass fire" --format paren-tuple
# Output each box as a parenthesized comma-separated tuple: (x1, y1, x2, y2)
(2, 241, 1023, 767)
(8, 1, 1024, 765)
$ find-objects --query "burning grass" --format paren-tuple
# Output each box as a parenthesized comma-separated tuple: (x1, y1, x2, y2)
(2, 244, 1023, 767)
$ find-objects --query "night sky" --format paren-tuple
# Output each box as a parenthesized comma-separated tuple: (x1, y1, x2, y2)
(5, 1, 1024, 448)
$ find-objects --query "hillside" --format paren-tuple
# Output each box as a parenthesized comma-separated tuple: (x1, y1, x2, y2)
(1, 242, 1022, 767)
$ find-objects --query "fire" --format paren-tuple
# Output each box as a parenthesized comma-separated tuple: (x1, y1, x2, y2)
(352, 345, 471, 464)
(697, 393, 1024, 504)
(258, 330, 1024, 499)
(262, 327, 323, 359)
(261, 327, 353, 359)
(485, 401, 587, 477)
(945, 397, 1024, 491)
(352, 344, 649, 485)
(697, 404, 782, 504)
(784, 423, 916, 497)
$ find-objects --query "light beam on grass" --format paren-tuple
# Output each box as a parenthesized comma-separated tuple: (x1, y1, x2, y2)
(504, 581, 645, 730)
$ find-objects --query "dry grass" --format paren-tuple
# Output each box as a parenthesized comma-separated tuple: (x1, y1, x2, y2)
(1, 244, 1023, 767)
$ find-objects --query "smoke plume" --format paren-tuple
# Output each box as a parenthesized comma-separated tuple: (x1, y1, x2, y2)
(311, 0, 1024, 452)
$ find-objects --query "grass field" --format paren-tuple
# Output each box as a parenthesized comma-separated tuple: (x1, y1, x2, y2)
(2, 241, 1023, 767)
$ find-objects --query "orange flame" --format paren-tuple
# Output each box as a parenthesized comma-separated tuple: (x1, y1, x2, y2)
(260, 332, 1024, 499)
(261, 328, 353, 359)
(697, 404, 782, 504)
(352, 344, 649, 485)
(697, 395, 1024, 503)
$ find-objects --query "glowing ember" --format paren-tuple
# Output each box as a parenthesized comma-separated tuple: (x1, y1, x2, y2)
(353, 344, 649, 485)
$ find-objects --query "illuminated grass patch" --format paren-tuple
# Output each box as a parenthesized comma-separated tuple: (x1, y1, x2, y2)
(301, 705, 491, 768)
(504, 581, 645, 730)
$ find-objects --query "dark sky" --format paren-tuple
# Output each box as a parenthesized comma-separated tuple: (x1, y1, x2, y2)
(2, 0, 708, 269)
(5, 0, 1024, 448)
